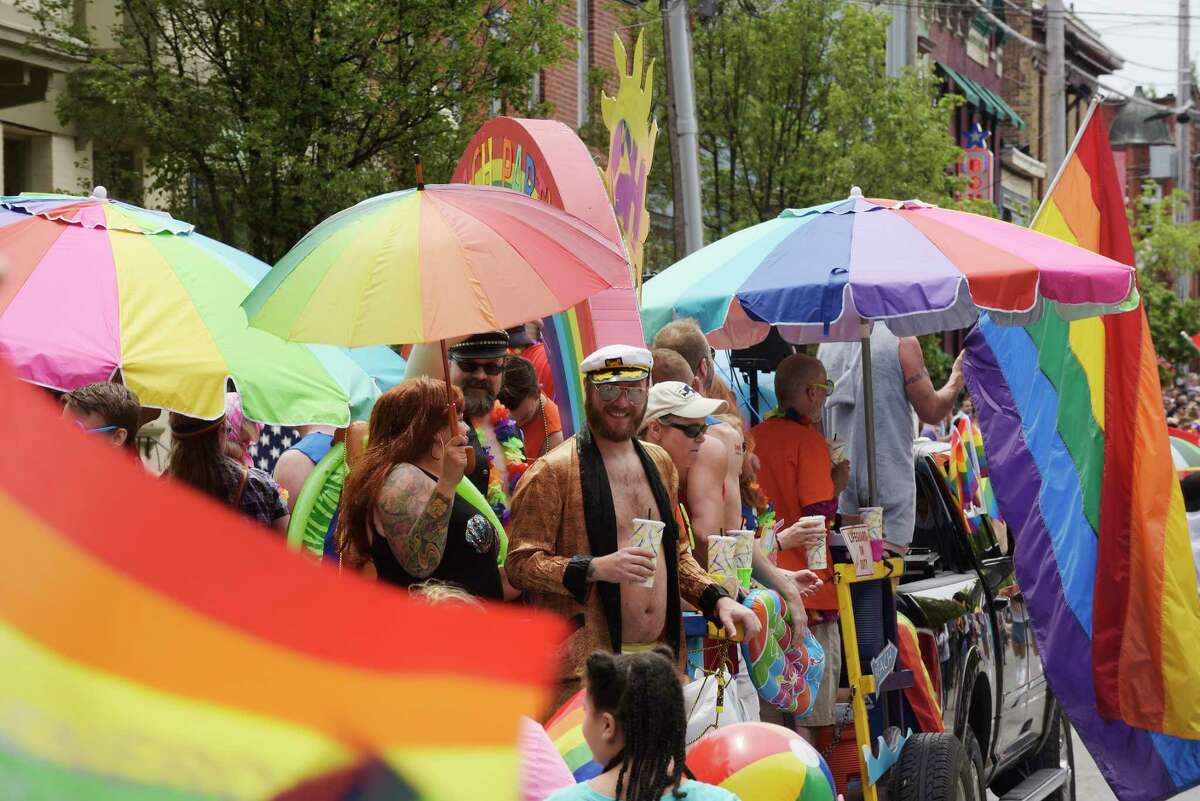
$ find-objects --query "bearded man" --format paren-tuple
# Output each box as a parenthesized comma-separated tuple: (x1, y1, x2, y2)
(406, 331, 527, 522)
(506, 345, 761, 707)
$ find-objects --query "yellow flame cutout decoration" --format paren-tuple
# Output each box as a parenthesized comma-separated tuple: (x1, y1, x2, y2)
(601, 32, 658, 296)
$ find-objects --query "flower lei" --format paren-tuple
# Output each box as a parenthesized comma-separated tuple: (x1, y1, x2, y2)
(476, 401, 529, 524)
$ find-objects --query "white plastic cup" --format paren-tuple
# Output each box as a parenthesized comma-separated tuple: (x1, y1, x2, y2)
(631, 518, 665, 587)
(859, 506, 884, 541)
(797, 515, 828, 570)
(707, 534, 739, 595)
(731, 529, 755, 589)
(828, 437, 848, 465)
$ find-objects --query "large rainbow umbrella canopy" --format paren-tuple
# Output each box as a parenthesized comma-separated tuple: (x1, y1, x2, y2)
(242, 184, 631, 347)
(0, 190, 403, 424)
(641, 188, 1138, 347)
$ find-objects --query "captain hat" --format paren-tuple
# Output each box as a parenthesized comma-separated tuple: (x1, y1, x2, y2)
(580, 344, 653, 384)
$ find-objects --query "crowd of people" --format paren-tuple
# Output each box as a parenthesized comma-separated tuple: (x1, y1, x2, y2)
(61, 318, 968, 801)
(1164, 380, 1200, 435)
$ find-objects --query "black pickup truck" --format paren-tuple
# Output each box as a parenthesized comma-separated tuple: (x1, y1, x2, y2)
(883, 441, 1074, 801)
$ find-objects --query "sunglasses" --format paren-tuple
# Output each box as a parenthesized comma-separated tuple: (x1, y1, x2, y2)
(594, 384, 647, 403)
(810, 380, 835, 396)
(664, 420, 708, 439)
(75, 421, 118, 434)
(451, 358, 505, 376)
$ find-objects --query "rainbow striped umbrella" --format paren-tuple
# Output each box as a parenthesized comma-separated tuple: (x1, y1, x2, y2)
(0, 362, 564, 800)
(0, 190, 402, 424)
(242, 184, 630, 347)
(641, 187, 1137, 348)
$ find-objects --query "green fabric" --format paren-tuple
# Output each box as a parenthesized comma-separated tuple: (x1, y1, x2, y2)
(1025, 312, 1104, 532)
(938, 63, 1025, 129)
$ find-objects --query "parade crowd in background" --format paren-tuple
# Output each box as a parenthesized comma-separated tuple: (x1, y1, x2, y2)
(59, 320, 972, 801)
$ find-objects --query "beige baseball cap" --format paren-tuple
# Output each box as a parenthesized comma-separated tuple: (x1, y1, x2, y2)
(643, 381, 727, 426)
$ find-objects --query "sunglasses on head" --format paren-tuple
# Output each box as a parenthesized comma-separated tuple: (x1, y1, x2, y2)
(75, 420, 118, 434)
(664, 420, 708, 439)
(594, 384, 647, 403)
(451, 357, 505, 376)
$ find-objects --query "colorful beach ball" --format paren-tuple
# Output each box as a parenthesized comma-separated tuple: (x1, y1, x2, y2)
(687, 722, 837, 801)
(543, 689, 603, 782)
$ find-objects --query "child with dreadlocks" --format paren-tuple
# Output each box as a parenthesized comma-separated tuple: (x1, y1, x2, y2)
(546, 647, 740, 801)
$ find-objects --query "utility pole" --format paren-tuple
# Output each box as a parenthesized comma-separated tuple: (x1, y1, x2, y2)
(1178, 0, 1192, 299)
(1046, 0, 1066, 179)
(1178, 0, 1191, 223)
(663, 0, 704, 256)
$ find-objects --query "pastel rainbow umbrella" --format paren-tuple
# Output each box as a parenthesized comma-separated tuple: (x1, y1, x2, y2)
(242, 182, 631, 348)
(0, 361, 565, 800)
(641, 187, 1137, 348)
(641, 187, 1137, 503)
(0, 189, 403, 424)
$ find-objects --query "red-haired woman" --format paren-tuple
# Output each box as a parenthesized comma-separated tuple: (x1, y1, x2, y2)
(337, 377, 504, 599)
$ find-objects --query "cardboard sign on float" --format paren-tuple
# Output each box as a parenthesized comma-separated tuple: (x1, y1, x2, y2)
(452, 33, 655, 435)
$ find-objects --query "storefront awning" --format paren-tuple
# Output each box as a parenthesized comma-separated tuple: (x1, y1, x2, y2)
(938, 63, 1026, 130)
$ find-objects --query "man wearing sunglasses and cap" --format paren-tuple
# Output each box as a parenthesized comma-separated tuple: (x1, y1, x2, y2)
(507, 345, 761, 708)
(407, 330, 528, 522)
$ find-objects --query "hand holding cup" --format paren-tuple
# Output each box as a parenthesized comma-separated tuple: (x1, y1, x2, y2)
(777, 516, 827, 551)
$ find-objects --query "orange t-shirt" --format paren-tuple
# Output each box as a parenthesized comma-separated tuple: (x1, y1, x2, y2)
(521, 394, 563, 460)
(749, 415, 838, 610)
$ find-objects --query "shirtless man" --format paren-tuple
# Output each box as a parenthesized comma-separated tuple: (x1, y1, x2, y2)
(506, 345, 761, 705)
(405, 331, 526, 516)
(652, 321, 743, 538)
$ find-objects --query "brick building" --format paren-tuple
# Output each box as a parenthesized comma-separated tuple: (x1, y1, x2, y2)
(536, 0, 638, 129)
(915, 3, 1026, 214)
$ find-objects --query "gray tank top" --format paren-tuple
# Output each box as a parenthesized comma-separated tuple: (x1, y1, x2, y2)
(817, 326, 916, 546)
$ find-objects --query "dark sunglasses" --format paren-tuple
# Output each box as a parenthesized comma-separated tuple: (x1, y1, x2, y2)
(451, 358, 504, 376)
(664, 420, 708, 439)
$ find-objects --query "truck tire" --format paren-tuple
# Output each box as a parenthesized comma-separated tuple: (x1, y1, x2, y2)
(891, 730, 985, 801)
(991, 706, 1075, 801)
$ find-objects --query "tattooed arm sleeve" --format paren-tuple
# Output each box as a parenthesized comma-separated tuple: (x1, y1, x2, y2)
(374, 463, 454, 579)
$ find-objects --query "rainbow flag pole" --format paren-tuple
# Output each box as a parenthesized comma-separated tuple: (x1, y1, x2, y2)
(962, 97, 1200, 801)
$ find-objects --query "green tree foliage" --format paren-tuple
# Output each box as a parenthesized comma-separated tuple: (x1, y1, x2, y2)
(1138, 276, 1200, 377)
(30, 0, 571, 261)
(633, 0, 965, 274)
(1129, 182, 1200, 377)
(1132, 182, 1200, 281)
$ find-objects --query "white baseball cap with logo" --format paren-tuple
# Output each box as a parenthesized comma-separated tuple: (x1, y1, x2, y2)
(643, 381, 727, 426)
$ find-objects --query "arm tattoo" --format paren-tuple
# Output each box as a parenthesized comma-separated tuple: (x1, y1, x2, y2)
(375, 465, 454, 579)
(904, 368, 929, 387)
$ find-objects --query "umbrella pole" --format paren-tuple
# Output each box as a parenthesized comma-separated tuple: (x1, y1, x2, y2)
(860, 329, 878, 507)
(439, 339, 476, 475)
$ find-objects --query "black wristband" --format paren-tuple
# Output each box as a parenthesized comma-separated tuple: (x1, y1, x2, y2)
(699, 582, 730, 622)
(563, 555, 593, 604)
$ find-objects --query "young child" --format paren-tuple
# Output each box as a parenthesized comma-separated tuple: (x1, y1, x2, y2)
(545, 648, 740, 801)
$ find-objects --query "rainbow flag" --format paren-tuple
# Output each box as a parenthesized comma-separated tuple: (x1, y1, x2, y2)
(0, 365, 563, 800)
(962, 104, 1200, 800)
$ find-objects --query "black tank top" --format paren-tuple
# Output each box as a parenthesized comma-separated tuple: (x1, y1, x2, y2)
(370, 467, 503, 599)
